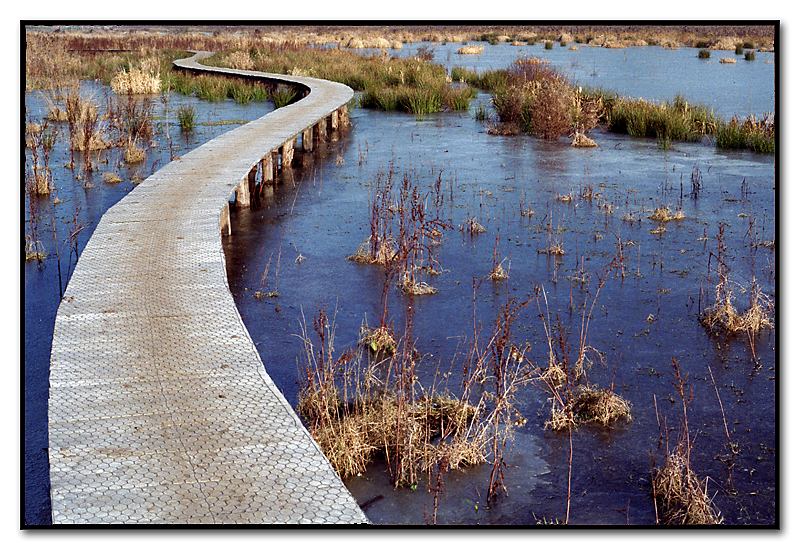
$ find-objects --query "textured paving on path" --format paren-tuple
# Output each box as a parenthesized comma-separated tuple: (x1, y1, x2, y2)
(47, 52, 367, 524)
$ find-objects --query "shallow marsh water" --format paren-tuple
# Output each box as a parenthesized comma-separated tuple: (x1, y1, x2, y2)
(23, 83, 272, 524)
(223, 102, 775, 525)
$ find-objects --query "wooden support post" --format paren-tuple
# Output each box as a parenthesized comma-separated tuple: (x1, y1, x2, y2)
(329, 110, 339, 131)
(271, 150, 280, 179)
(235, 176, 250, 207)
(282, 139, 295, 169)
(302, 127, 314, 152)
(248, 165, 257, 197)
(315, 119, 327, 142)
(220, 203, 231, 235)
(338, 105, 349, 127)
(261, 155, 273, 184)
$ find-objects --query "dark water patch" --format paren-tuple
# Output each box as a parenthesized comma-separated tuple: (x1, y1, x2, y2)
(224, 104, 775, 525)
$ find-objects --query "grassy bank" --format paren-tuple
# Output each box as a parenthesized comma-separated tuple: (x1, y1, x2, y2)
(26, 32, 477, 116)
(203, 48, 475, 116)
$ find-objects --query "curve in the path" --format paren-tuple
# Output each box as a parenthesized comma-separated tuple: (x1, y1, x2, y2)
(47, 51, 366, 524)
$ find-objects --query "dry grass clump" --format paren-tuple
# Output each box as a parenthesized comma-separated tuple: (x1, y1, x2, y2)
(652, 360, 722, 525)
(571, 132, 597, 147)
(460, 217, 487, 235)
(571, 386, 632, 427)
(347, 238, 397, 266)
(221, 50, 255, 70)
(360, 324, 397, 355)
(653, 446, 722, 525)
(537, 243, 565, 256)
(25, 118, 57, 195)
(457, 45, 484, 55)
(719, 57, 737, 64)
(489, 262, 508, 281)
(299, 295, 533, 501)
(700, 280, 773, 335)
(556, 193, 573, 203)
(102, 172, 123, 184)
(25, 236, 47, 262)
(110, 59, 162, 95)
(700, 224, 773, 337)
(123, 140, 146, 164)
(400, 272, 438, 295)
(545, 385, 631, 431)
(648, 207, 685, 223)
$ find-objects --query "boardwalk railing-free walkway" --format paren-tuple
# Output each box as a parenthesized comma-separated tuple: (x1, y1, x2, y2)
(47, 51, 367, 524)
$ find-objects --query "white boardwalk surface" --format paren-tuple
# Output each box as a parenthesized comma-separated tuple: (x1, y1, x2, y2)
(47, 52, 367, 524)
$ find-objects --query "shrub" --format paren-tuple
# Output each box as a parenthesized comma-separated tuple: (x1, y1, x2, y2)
(735, 44, 744, 55)
(544, 40, 554, 50)
(491, 61, 598, 140)
(698, 49, 711, 59)
(744, 50, 756, 61)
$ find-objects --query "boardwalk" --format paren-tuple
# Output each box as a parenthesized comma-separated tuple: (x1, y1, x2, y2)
(47, 52, 367, 524)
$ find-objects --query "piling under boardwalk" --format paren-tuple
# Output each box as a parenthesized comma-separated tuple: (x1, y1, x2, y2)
(47, 52, 367, 524)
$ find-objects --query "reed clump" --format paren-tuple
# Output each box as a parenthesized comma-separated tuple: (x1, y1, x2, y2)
(102, 172, 123, 184)
(460, 217, 487, 235)
(649, 207, 685, 223)
(604, 95, 716, 143)
(360, 324, 397, 355)
(457, 45, 484, 55)
(271, 85, 297, 108)
(715, 114, 774, 154)
(348, 166, 448, 298)
(297, 302, 529, 490)
(653, 448, 723, 525)
(205, 45, 475, 115)
(698, 49, 711, 59)
(700, 280, 773, 335)
(177, 105, 196, 132)
(123, 140, 146, 164)
(652, 360, 723, 525)
(110, 59, 162, 95)
(700, 224, 773, 338)
(25, 118, 57, 195)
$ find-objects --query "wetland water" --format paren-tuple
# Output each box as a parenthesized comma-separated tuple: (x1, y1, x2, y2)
(356, 42, 775, 118)
(222, 45, 775, 525)
(24, 42, 775, 526)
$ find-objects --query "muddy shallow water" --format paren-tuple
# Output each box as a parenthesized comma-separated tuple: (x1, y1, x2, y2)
(223, 102, 775, 525)
(23, 84, 272, 525)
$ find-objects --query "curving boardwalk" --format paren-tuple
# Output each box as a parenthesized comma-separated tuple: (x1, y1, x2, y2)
(47, 52, 367, 524)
